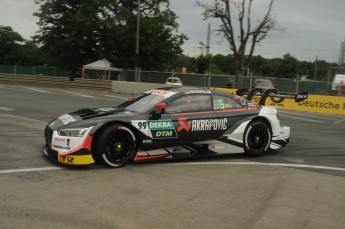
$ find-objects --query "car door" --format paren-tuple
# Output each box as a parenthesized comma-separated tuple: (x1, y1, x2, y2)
(159, 93, 223, 143)
(213, 93, 255, 131)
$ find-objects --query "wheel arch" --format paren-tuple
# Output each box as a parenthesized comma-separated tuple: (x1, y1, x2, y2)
(90, 121, 140, 158)
(249, 116, 273, 133)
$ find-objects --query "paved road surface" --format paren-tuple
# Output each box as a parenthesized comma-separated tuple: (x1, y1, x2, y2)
(1, 84, 344, 229)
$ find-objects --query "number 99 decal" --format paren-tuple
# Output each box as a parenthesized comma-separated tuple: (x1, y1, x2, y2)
(131, 120, 149, 136)
(137, 122, 147, 129)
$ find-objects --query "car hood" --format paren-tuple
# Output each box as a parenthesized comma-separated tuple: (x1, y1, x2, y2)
(47, 107, 139, 130)
(69, 107, 123, 119)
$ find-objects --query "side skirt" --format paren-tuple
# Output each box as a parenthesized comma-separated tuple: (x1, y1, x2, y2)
(133, 140, 244, 162)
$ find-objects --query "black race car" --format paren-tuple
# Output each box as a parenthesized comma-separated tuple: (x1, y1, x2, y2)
(42, 87, 307, 168)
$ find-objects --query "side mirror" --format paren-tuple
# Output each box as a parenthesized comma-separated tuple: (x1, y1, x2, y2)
(155, 103, 167, 110)
(150, 103, 167, 119)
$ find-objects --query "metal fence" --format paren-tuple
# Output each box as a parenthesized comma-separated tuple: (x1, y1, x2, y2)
(0, 64, 340, 95)
(122, 70, 330, 94)
(0, 64, 68, 77)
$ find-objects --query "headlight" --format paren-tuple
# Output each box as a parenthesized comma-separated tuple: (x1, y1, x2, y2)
(58, 128, 89, 137)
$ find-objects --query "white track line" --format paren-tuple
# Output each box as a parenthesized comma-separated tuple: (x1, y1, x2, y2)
(169, 162, 345, 172)
(335, 118, 345, 124)
(0, 167, 61, 174)
(0, 107, 14, 111)
(102, 94, 127, 100)
(23, 87, 51, 93)
(279, 110, 337, 120)
(1, 162, 345, 174)
(60, 91, 95, 98)
(279, 114, 324, 123)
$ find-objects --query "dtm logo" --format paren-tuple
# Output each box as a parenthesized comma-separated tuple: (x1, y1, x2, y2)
(148, 120, 178, 139)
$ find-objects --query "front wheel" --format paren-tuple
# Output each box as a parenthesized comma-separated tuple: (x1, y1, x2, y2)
(243, 120, 271, 157)
(94, 125, 137, 168)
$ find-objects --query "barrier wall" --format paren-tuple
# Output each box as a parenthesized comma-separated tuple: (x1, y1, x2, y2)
(0, 74, 171, 94)
(112, 81, 171, 94)
(215, 88, 345, 116)
(0, 74, 112, 91)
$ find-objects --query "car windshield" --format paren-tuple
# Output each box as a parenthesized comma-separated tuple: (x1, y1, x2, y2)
(119, 93, 166, 113)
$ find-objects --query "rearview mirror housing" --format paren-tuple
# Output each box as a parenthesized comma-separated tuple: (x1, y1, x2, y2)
(155, 103, 167, 110)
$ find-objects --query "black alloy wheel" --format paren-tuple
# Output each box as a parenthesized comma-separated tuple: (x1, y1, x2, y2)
(94, 125, 137, 167)
(243, 120, 271, 156)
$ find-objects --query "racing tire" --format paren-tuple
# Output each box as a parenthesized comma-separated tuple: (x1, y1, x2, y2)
(94, 124, 137, 168)
(243, 120, 271, 157)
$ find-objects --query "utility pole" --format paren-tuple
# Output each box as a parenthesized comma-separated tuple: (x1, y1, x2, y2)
(199, 24, 211, 56)
(206, 23, 210, 56)
(339, 37, 345, 64)
(313, 55, 318, 80)
(198, 42, 205, 56)
(198, 23, 212, 74)
(135, 0, 141, 82)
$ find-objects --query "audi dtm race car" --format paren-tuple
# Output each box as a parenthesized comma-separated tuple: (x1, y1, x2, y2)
(42, 87, 308, 168)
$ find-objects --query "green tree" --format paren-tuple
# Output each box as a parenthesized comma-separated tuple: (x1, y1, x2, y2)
(0, 26, 46, 65)
(195, 55, 211, 74)
(211, 54, 235, 74)
(34, 0, 103, 71)
(173, 55, 197, 73)
(279, 53, 302, 78)
(313, 60, 330, 81)
(18, 41, 50, 65)
(0, 26, 24, 64)
(34, 0, 187, 72)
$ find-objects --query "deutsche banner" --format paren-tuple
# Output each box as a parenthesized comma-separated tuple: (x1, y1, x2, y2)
(215, 88, 345, 116)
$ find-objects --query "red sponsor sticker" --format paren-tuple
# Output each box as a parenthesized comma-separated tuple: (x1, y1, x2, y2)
(177, 118, 191, 132)
(151, 90, 169, 95)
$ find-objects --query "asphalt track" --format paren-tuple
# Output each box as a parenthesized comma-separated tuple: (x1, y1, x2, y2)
(1, 83, 345, 228)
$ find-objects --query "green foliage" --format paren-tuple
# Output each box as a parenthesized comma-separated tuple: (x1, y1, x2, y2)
(211, 54, 235, 74)
(172, 53, 337, 81)
(34, 0, 104, 70)
(0, 26, 23, 64)
(34, 0, 187, 71)
(0, 26, 46, 65)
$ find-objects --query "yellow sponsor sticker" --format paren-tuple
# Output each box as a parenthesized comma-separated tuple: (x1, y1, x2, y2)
(58, 154, 95, 165)
(266, 95, 345, 116)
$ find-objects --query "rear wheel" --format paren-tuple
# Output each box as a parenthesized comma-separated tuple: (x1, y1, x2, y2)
(243, 120, 271, 157)
(94, 125, 137, 168)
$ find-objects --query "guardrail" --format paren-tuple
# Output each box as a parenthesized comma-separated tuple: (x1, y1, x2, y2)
(0, 74, 112, 91)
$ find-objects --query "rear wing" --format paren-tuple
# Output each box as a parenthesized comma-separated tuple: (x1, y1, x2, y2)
(236, 88, 308, 105)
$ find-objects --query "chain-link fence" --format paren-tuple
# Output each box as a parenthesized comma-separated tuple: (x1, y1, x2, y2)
(1, 64, 342, 95)
(121, 70, 329, 94)
(0, 64, 68, 77)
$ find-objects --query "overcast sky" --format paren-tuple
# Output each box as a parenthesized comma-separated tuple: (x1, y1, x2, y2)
(0, 0, 344, 62)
